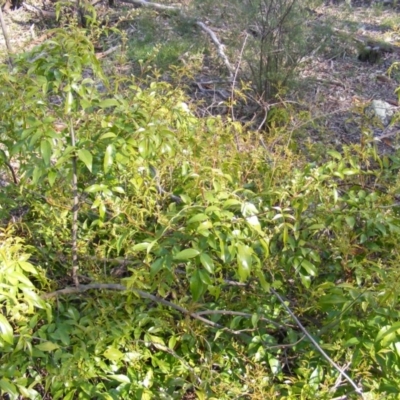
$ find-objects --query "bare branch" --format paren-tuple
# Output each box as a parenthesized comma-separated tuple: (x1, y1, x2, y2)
(118, 0, 234, 77)
(193, 309, 288, 329)
(271, 288, 364, 398)
(22, 2, 56, 19)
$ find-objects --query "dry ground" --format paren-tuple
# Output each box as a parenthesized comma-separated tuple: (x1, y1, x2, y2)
(1, 0, 400, 153)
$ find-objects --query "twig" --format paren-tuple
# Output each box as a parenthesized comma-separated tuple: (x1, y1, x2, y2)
(4, 161, 18, 184)
(70, 120, 80, 287)
(231, 33, 249, 121)
(193, 310, 287, 329)
(270, 288, 364, 398)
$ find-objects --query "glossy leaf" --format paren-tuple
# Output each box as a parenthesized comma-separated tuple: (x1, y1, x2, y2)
(77, 149, 93, 172)
(237, 243, 252, 281)
(174, 249, 200, 260)
(200, 253, 214, 273)
(104, 144, 114, 173)
(0, 314, 13, 345)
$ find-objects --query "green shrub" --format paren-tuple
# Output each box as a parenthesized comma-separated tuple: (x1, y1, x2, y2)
(1, 26, 400, 399)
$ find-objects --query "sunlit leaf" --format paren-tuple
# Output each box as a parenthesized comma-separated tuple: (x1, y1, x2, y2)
(40, 139, 52, 166)
(0, 314, 13, 345)
(104, 347, 124, 361)
(77, 149, 93, 173)
(174, 249, 200, 260)
(104, 144, 114, 173)
(35, 341, 60, 352)
(200, 253, 214, 273)
(237, 243, 252, 281)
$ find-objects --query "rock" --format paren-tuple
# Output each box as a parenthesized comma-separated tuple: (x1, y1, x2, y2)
(366, 99, 398, 127)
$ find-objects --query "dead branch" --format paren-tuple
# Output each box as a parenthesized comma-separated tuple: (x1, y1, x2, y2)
(271, 288, 364, 397)
(195, 21, 234, 77)
(95, 44, 120, 59)
(42, 283, 254, 341)
(119, 0, 177, 11)
(22, 2, 56, 19)
(118, 0, 234, 77)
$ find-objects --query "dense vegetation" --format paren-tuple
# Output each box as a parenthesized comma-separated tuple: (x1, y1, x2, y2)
(1, 0, 400, 399)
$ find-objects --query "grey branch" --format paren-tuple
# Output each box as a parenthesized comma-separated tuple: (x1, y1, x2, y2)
(118, 0, 234, 77)
(271, 288, 364, 398)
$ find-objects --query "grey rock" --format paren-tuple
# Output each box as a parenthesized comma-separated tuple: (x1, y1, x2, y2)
(367, 99, 398, 127)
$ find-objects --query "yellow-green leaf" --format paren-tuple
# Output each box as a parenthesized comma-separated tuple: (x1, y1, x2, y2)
(35, 341, 60, 352)
(0, 314, 13, 345)
(77, 149, 93, 173)
(174, 249, 200, 260)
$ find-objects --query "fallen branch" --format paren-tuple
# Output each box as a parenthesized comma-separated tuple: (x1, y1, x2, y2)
(95, 44, 121, 59)
(119, 0, 234, 77)
(195, 21, 233, 77)
(22, 2, 56, 19)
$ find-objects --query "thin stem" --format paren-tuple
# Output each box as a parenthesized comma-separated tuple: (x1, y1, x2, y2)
(70, 119, 79, 286)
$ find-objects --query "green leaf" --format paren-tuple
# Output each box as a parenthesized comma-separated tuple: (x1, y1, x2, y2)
(174, 248, 200, 261)
(112, 186, 125, 194)
(241, 202, 258, 217)
(200, 253, 214, 273)
(85, 184, 108, 193)
(319, 294, 348, 305)
(99, 132, 117, 140)
(17, 386, 41, 399)
(301, 259, 317, 276)
(237, 243, 252, 281)
(187, 214, 208, 224)
(344, 337, 360, 347)
(77, 149, 93, 173)
(376, 322, 400, 342)
(17, 261, 37, 274)
(108, 375, 130, 384)
(199, 269, 212, 285)
(327, 150, 342, 160)
(40, 139, 52, 166)
(65, 91, 73, 114)
(35, 341, 60, 352)
(223, 199, 242, 208)
(190, 270, 205, 301)
(132, 242, 150, 252)
(0, 379, 18, 396)
(99, 99, 119, 108)
(104, 347, 124, 361)
(47, 170, 57, 187)
(0, 314, 13, 345)
(150, 258, 164, 277)
(104, 144, 114, 173)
